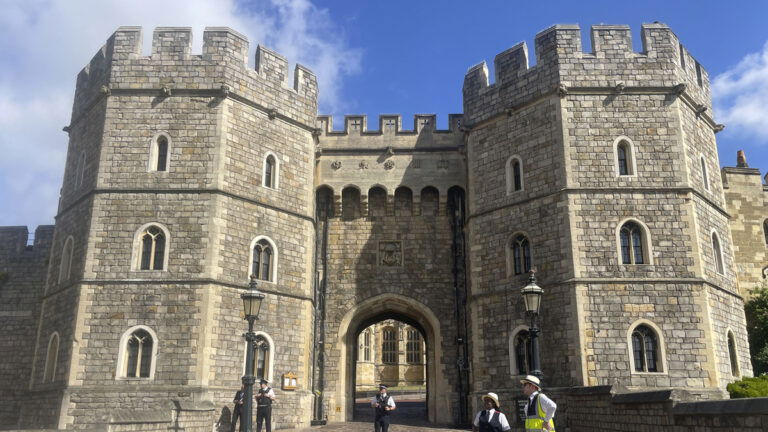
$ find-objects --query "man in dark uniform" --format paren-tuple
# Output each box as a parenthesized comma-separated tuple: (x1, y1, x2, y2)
(370, 384, 396, 432)
(231, 385, 245, 432)
(255, 379, 275, 432)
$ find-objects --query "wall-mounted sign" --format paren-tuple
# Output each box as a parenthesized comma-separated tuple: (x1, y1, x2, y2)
(282, 372, 298, 391)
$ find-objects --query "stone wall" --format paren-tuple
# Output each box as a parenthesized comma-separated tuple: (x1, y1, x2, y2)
(0, 226, 54, 427)
(722, 162, 768, 298)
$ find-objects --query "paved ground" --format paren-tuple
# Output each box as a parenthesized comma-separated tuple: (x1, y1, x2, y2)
(283, 401, 470, 431)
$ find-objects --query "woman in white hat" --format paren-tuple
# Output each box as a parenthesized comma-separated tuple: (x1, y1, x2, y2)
(471, 392, 511, 432)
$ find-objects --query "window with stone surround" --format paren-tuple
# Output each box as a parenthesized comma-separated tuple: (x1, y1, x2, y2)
(509, 327, 532, 376)
(620, 222, 643, 264)
(506, 156, 523, 194)
(508, 234, 532, 276)
(382, 327, 397, 364)
(250, 236, 277, 283)
(631, 324, 660, 372)
(763, 219, 768, 246)
(342, 186, 362, 219)
(263, 153, 279, 189)
(700, 155, 710, 191)
(420, 186, 439, 216)
(711, 231, 724, 274)
(117, 325, 158, 380)
(149, 134, 170, 172)
(253, 335, 270, 381)
(406, 328, 422, 364)
(368, 186, 387, 217)
(395, 186, 413, 216)
(58, 236, 74, 283)
(612, 136, 636, 177)
(43, 332, 59, 382)
(139, 226, 166, 270)
(727, 330, 740, 377)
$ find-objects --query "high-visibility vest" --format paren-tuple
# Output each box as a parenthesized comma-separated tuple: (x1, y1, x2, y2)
(524, 394, 555, 431)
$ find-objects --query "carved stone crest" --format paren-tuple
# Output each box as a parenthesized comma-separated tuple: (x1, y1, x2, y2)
(359, 161, 369, 170)
(383, 160, 395, 170)
(437, 159, 449, 169)
(378, 241, 402, 267)
(331, 160, 342, 170)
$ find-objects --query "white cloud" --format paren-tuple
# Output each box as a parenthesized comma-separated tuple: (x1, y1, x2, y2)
(0, 0, 360, 229)
(712, 41, 768, 143)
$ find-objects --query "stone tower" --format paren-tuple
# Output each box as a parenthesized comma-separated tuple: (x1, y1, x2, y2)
(462, 23, 750, 405)
(21, 27, 318, 429)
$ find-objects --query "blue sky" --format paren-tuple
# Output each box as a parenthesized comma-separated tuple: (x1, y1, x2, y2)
(1, 0, 767, 230)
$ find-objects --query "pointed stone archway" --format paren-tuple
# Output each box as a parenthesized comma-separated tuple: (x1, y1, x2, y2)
(335, 293, 451, 424)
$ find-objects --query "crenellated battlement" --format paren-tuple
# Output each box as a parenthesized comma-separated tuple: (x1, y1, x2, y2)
(462, 23, 711, 125)
(315, 114, 464, 136)
(72, 26, 318, 125)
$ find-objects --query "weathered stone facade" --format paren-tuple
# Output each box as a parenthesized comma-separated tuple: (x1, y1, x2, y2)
(0, 23, 765, 431)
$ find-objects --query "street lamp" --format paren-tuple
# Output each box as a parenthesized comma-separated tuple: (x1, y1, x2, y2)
(520, 269, 543, 379)
(241, 275, 266, 432)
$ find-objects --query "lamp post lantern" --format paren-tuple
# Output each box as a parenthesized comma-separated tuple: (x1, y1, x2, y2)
(241, 275, 266, 432)
(520, 269, 543, 379)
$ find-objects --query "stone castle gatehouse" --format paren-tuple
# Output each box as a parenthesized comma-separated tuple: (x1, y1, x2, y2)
(1, 23, 766, 431)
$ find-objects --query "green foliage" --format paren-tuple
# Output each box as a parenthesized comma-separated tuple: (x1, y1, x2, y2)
(727, 375, 768, 398)
(745, 285, 768, 375)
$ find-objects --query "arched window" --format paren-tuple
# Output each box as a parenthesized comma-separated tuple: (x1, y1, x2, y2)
(510, 234, 532, 275)
(406, 328, 422, 364)
(620, 221, 646, 264)
(420, 187, 439, 216)
(368, 186, 387, 217)
(395, 187, 413, 217)
(342, 187, 361, 219)
(263, 153, 279, 189)
(43, 333, 59, 382)
(506, 156, 523, 194)
(631, 325, 659, 372)
(316, 186, 335, 221)
(58, 236, 74, 283)
(727, 331, 740, 377)
(712, 231, 724, 274)
(613, 137, 636, 177)
(700, 155, 710, 191)
(120, 328, 155, 378)
(76, 151, 86, 189)
(139, 226, 166, 270)
(149, 134, 170, 172)
(252, 335, 271, 381)
(510, 329, 532, 376)
(382, 328, 397, 364)
(361, 329, 371, 362)
(251, 237, 276, 282)
(763, 219, 768, 246)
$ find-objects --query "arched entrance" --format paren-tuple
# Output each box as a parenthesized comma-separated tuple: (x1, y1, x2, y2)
(336, 293, 451, 424)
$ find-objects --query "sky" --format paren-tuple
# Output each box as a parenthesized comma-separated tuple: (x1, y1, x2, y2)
(1, 0, 767, 231)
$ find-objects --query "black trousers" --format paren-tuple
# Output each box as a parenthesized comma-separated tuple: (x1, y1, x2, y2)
(256, 406, 271, 432)
(374, 415, 390, 432)
(231, 408, 242, 432)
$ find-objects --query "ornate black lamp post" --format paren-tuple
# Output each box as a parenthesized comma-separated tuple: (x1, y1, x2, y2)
(520, 269, 543, 379)
(241, 276, 266, 432)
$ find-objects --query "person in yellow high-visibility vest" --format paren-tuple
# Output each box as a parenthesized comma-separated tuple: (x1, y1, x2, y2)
(521, 375, 556, 431)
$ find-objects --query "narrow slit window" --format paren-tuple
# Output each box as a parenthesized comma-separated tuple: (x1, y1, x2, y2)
(156, 136, 168, 171)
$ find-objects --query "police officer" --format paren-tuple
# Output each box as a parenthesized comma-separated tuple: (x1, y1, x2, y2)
(255, 379, 275, 432)
(521, 375, 556, 431)
(370, 384, 396, 432)
(231, 385, 245, 432)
